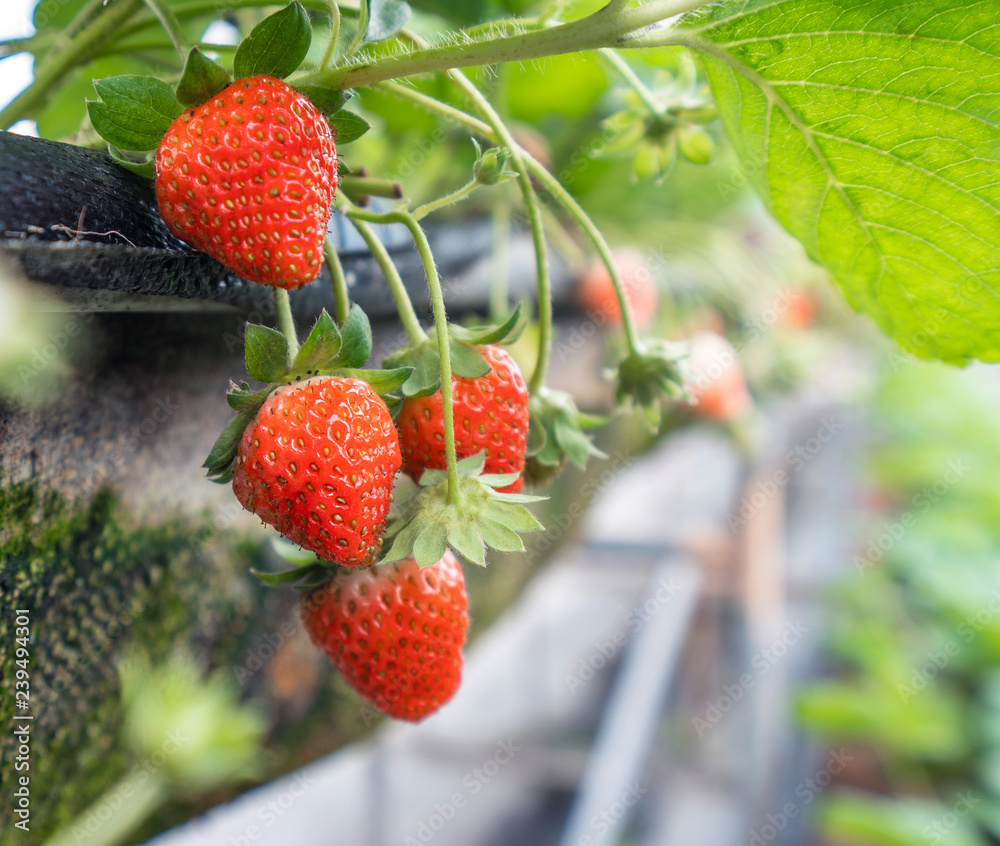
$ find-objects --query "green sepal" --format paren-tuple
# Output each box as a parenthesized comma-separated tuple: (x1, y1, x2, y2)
(107, 146, 155, 179)
(380, 452, 545, 568)
(615, 340, 687, 430)
(291, 310, 342, 377)
(525, 388, 607, 483)
(233, 1, 312, 81)
(449, 302, 526, 345)
(227, 382, 272, 412)
(88, 75, 183, 152)
(245, 324, 290, 383)
(251, 563, 328, 586)
(335, 367, 412, 397)
(271, 537, 319, 566)
(176, 47, 232, 108)
(449, 337, 491, 379)
(204, 408, 255, 478)
(384, 342, 440, 398)
(337, 305, 373, 369)
(329, 110, 370, 144)
(294, 85, 352, 121)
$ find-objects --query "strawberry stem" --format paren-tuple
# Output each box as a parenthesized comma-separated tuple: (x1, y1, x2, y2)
(0, 0, 144, 129)
(323, 238, 351, 326)
(338, 193, 428, 346)
(376, 79, 647, 358)
(140, 0, 188, 57)
(274, 288, 300, 361)
(293, 0, 699, 90)
(319, 0, 341, 71)
(405, 38, 550, 394)
(346, 205, 462, 505)
(411, 178, 481, 221)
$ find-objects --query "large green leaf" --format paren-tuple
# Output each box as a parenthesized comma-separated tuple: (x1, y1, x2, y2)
(680, 0, 1000, 363)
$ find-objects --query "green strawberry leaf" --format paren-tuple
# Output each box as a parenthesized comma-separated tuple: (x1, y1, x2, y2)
(615, 340, 687, 429)
(227, 382, 272, 412)
(204, 409, 255, 478)
(245, 324, 290, 383)
(294, 85, 352, 121)
(334, 305, 373, 369)
(335, 367, 412, 396)
(680, 0, 1000, 363)
(250, 563, 327, 586)
(107, 146, 156, 179)
(87, 75, 184, 152)
(329, 110, 370, 145)
(364, 0, 412, 42)
(176, 47, 232, 108)
(292, 310, 342, 377)
(233, 0, 312, 81)
(449, 302, 526, 345)
(449, 338, 491, 379)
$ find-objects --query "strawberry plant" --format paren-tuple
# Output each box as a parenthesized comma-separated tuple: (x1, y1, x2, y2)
(3, 0, 999, 744)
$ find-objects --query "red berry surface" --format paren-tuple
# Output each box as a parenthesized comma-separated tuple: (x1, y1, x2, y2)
(396, 345, 529, 493)
(232, 378, 401, 566)
(301, 552, 469, 721)
(155, 75, 337, 289)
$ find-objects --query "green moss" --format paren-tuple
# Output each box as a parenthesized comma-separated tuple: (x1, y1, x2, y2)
(0, 481, 254, 843)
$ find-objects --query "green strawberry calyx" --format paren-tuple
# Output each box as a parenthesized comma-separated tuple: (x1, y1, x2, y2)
(525, 388, 607, 484)
(383, 302, 526, 400)
(204, 305, 411, 484)
(381, 453, 545, 568)
(614, 338, 690, 429)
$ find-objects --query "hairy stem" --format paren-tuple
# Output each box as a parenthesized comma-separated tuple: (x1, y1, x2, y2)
(346, 206, 461, 504)
(320, 0, 341, 71)
(141, 0, 187, 57)
(324, 239, 351, 325)
(338, 174, 404, 203)
(274, 288, 300, 360)
(411, 178, 480, 221)
(490, 198, 512, 321)
(378, 80, 646, 356)
(297, 5, 623, 90)
(338, 195, 428, 346)
(0, 0, 144, 129)
(599, 48, 663, 115)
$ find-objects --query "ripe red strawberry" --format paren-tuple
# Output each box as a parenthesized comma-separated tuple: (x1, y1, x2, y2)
(396, 345, 529, 493)
(232, 377, 401, 566)
(300, 551, 469, 721)
(155, 75, 337, 290)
